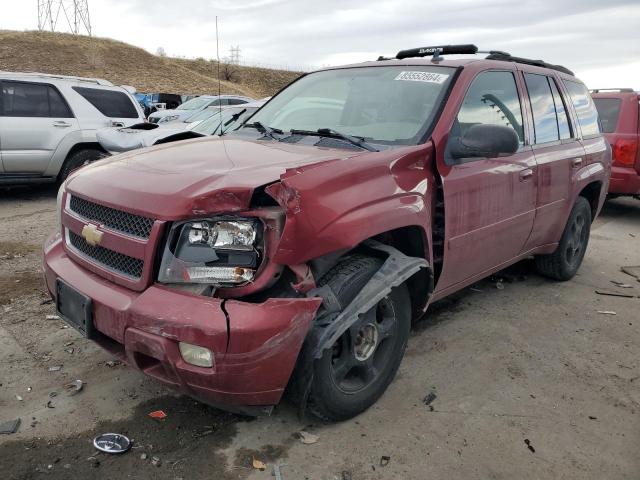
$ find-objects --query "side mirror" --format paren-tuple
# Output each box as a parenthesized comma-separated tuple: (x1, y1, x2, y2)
(449, 124, 519, 161)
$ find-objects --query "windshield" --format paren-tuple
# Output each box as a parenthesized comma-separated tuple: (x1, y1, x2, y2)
(177, 97, 213, 111)
(248, 66, 455, 145)
(191, 107, 258, 135)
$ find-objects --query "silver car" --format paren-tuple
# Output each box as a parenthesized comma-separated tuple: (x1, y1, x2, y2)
(97, 101, 266, 153)
(148, 95, 254, 124)
(0, 71, 145, 184)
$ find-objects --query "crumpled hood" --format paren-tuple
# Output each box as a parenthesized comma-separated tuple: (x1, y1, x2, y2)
(66, 136, 365, 219)
(96, 126, 187, 153)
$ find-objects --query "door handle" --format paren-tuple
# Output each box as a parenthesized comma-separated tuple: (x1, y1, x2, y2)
(53, 121, 72, 128)
(572, 157, 583, 167)
(519, 168, 534, 181)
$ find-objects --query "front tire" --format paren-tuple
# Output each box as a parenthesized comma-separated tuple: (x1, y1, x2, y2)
(304, 254, 411, 421)
(58, 148, 107, 184)
(535, 196, 592, 281)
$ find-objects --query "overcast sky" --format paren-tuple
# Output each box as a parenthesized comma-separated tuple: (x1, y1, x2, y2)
(3, 0, 640, 88)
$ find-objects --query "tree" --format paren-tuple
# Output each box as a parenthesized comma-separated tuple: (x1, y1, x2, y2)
(156, 47, 166, 57)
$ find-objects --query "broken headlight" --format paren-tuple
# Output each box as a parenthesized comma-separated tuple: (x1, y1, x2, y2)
(158, 218, 260, 286)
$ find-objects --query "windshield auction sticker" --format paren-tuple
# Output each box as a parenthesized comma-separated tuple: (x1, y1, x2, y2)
(394, 71, 450, 84)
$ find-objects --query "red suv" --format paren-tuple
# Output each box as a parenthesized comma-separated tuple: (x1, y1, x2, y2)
(43, 45, 610, 420)
(592, 89, 640, 197)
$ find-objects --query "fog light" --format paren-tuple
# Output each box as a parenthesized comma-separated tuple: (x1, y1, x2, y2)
(179, 342, 214, 368)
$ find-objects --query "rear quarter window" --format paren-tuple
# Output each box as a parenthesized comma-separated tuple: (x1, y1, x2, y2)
(564, 80, 601, 137)
(593, 98, 622, 133)
(72, 86, 139, 118)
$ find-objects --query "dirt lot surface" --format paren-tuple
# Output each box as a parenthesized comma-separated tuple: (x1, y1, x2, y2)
(1, 186, 639, 480)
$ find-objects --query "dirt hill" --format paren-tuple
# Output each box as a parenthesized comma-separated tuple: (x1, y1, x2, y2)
(0, 30, 301, 98)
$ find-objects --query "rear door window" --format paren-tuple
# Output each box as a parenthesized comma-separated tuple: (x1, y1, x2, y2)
(524, 73, 559, 144)
(456, 70, 525, 144)
(548, 79, 572, 139)
(593, 98, 622, 133)
(563, 80, 600, 137)
(0, 81, 73, 118)
(72, 86, 139, 118)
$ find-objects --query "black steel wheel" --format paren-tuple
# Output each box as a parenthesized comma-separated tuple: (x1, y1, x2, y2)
(535, 196, 592, 281)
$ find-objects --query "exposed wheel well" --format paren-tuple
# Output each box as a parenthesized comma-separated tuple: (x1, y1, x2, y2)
(578, 181, 602, 222)
(64, 142, 108, 162)
(373, 226, 433, 320)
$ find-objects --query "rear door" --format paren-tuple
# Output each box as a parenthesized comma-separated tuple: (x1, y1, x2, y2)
(0, 80, 79, 174)
(522, 71, 585, 249)
(71, 86, 142, 128)
(435, 69, 537, 291)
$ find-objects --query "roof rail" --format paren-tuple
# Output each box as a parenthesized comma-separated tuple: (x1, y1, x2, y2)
(0, 70, 113, 86)
(590, 88, 635, 93)
(382, 44, 574, 76)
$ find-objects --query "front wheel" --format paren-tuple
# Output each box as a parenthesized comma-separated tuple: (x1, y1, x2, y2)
(535, 196, 592, 281)
(304, 255, 411, 421)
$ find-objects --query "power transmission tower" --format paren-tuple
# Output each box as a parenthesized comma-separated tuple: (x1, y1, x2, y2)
(38, 0, 92, 36)
(229, 46, 241, 65)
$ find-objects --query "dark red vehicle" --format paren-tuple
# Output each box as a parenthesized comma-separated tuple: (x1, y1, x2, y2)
(591, 88, 640, 197)
(43, 45, 611, 420)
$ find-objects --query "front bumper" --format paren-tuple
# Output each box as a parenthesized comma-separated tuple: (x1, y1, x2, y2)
(608, 165, 640, 195)
(43, 233, 321, 413)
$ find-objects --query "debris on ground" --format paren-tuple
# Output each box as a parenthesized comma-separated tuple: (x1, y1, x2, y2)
(621, 265, 640, 281)
(0, 418, 21, 434)
(298, 431, 319, 444)
(15, 394, 23, 401)
(252, 457, 266, 471)
(49, 391, 58, 398)
(341, 471, 353, 480)
(64, 379, 84, 395)
(48, 365, 62, 372)
(93, 433, 132, 454)
(87, 456, 100, 468)
(611, 280, 634, 288)
(272, 463, 287, 480)
(151, 456, 161, 467)
(524, 439, 535, 453)
(423, 392, 437, 411)
(597, 310, 617, 315)
(595, 290, 636, 298)
(495, 280, 505, 290)
(46, 400, 55, 408)
(380, 455, 391, 467)
(140, 453, 148, 460)
(589, 415, 598, 420)
(148, 410, 167, 420)
(105, 360, 122, 367)
(46, 314, 61, 320)
(192, 426, 215, 438)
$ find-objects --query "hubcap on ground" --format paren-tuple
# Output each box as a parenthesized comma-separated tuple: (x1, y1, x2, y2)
(330, 296, 398, 393)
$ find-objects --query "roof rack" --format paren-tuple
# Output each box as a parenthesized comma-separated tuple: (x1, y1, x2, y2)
(382, 44, 574, 76)
(0, 70, 113, 86)
(590, 88, 635, 93)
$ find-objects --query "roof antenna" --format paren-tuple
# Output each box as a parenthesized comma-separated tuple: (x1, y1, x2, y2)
(431, 47, 444, 64)
(216, 16, 223, 136)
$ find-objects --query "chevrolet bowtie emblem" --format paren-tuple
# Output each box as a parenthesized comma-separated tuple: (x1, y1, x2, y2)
(81, 224, 103, 246)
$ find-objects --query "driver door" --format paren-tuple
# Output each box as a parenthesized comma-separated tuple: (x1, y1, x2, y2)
(435, 70, 537, 292)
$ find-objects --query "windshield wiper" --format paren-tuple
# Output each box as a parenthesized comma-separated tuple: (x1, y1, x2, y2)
(290, 128, 379, 152)
(243, 121, 283, 140)
(219, 109, 247, 136)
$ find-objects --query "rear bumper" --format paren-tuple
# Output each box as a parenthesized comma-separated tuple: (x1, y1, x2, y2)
(43, 233, 321, 412)
(608, 165, 640, 195)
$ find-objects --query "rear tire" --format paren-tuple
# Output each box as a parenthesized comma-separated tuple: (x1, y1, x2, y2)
(535, 196, 591, 281)
(302, 254, 411, 421)
(58, 148, 107, 184)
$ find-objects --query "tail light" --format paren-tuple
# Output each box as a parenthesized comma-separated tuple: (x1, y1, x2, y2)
(612, 138, 638, 167)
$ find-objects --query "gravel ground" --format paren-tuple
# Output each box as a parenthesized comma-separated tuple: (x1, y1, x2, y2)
(0, 185, 639, 480)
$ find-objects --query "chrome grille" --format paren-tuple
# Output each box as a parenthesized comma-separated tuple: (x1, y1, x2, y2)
(69, 196, 154, 239)
(68, 231, 144, 279)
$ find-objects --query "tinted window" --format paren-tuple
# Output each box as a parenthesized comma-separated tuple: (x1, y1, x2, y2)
(524, 74, 559, 143)
(0, 81, 72, 118)
(593, 98, 622, 133)
(549, 79, 571, 139)
(72, 86, 138, 118)
(456, 71, 524, 143)
(564, 81, 600, 137)
(227, 98, 247, 105)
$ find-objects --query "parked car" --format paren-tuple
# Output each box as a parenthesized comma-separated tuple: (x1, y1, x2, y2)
(591, 88, 640, 197)
(147, 95, 253, 124)
(135, 93, 183, 117)
(45, 45, 610, 421)
(0, 71, 145, 184)
(96, 101, 265, 153)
